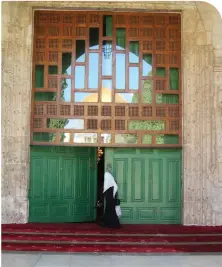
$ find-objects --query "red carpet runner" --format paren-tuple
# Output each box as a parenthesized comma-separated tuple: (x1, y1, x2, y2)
(2, 223, 222, 253)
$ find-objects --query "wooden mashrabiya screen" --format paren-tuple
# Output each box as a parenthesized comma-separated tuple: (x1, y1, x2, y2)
(32, 11, 181, 147)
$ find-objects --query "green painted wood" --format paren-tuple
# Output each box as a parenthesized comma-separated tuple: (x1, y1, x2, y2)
(105, 148, 182, 224)
(29, 146, 97, 223)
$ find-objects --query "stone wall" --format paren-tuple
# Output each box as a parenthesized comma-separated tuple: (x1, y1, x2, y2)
(182, 2, 222, 225)
(2, 2, 33, 223)
(1, 1, 222, 225)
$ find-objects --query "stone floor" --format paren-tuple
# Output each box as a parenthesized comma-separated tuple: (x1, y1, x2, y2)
(1, 253, 222, 267)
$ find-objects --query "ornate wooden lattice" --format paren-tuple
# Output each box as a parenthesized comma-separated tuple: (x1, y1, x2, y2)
(32, 11, 181, 147)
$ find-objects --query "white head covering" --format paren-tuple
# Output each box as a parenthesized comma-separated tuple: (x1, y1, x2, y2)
(103, 171, 118, 198)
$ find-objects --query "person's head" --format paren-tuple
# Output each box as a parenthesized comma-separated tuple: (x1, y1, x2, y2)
(106, 163, 112, 173)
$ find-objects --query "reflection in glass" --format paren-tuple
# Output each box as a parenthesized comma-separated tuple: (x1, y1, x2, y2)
(115, 134, 138, 144)
(34, 92, 56, 101)
(156, 94, 179, 104)
(128, 120, 165, 130)
(102, 41, 112, 76)
(74, 133, 97, 143)
(60, 133, 71, 143)
(156, 134, 179, 144)
(170, 68, 179, 90)
(129, 41, 139, 63)
(142, 134, 152, 144)
(129, 67, 139, 90)
(76, 40, 85, 62)
(103, 15, 112, 37)
(47, 118, 68, 129)
(65, 119, 84, 129)
(89, 28, 99, 49)
(47, 119, 84, 130)
(143, 54, 152, 76)
(102, 80, 112, 103)
(142, 80, 153, 103)
(115, 93, 138, 103)
(48, 66, 58, 75)
(62, 53, 72, 75)
(33, 132, 56, 142)
(156, 67, 165, 77)
(61, 78, 71, 102)
(75, 92, 98, 102)
(75, 66, 85, 89)
(35, 65, 44, 88)
(116, 54, 125, 89)
(88, 53, 99, 88)
(116, 28, 126, 50)
(101, 133, 112, 144)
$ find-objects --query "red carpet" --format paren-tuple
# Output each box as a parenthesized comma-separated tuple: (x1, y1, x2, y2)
(2, 223, 222, 253)
(3, 223, 222, 234)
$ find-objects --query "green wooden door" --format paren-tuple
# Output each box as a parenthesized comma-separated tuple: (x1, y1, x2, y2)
(105, 148, 182, 224)
(29, 146, 97, 223)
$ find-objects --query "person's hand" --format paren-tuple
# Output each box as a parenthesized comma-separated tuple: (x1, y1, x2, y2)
(97, 201, 103, 208)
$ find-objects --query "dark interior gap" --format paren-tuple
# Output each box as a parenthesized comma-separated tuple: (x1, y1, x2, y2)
(96, 147, 105, 222)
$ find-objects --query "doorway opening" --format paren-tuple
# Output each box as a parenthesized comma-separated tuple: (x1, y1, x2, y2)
(96, 147, 105, 222)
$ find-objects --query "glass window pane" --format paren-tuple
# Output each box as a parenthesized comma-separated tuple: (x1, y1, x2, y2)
(129, 41, 139, 63)
(170, 68, 179, 90)
(156, 94, 179, 104)
(33, 132, 56, 142)
(35, 65, 44, 88)
(74, 133, 97, 143)
(102, 80, 112, 103)
(75, 92, 98, 103)
(115, 93, 138, 103)
(142, 80, 153, 103)
(75, 66, 85, 89)
(60, 133, 71, 143)
(101, 133, 112, 144)
(156, 134, 179, 144)
(48, 66, 58, 75)
(76, 40, 85, 63)
(116, 54, 125, 89)
(89, 28, 99, 49)
(34, 92, 56, 101)
(102, 41, 112, 76)
(129, 67, 139, 90)
(61, 78, 71, 102)
(143, 54, 152, 76)
(47, 118, 68, 129)
(128, 120, 165, 130)
(47, 119, 84, 130)
(116, 28, 126, 50)
(62, 53, 72, 75)
(142, 134, 152, 144)
(88, 53, 99, 89)
(156, 67, 165, 77)
(65, 119, 84, 129)
(103, 15, 112, 37)
(115, 134, 138, 144)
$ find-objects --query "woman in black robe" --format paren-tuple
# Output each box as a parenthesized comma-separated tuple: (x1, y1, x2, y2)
(101, 164, 121, 229)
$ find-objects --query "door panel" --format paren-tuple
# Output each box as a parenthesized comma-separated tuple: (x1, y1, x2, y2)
(105, 148, 181, 224)
(62, 158, 75, 199)
(131, 158, 145, 202)
(149, 159, 163, 202)
(29, 146, 97, 223)
(47, 157, 60, 200)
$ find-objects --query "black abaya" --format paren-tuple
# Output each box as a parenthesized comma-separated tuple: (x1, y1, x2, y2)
(102, 186, 120, 229)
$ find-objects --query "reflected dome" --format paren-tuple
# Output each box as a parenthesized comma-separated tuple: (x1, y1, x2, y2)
(82, 87, 127, 103)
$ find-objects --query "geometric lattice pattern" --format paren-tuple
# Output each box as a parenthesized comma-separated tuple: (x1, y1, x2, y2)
(32, 11, 181, 146)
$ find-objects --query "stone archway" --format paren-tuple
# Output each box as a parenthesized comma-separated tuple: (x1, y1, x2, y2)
(2, 1, 222, 225)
